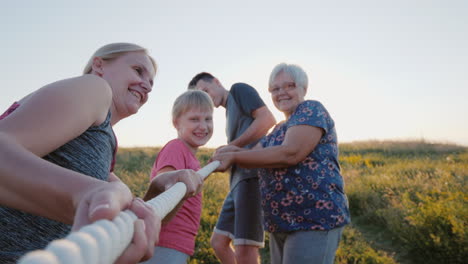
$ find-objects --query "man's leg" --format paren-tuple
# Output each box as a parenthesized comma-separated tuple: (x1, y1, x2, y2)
(232, 178, 264, 264)
(234, 245, 260, 264)
(211, 189, 236, 264)
(211, 232, 236, 264)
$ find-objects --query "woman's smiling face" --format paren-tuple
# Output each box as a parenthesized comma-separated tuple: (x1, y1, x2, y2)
(100, 51, 155, 120)
(269, 70, 306, 118)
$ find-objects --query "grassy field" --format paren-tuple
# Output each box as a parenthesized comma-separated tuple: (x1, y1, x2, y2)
(115, 141, 467, 264)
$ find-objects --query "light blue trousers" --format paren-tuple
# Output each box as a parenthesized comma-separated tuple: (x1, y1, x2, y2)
(269, 227, 344, 264)
(139, 246, 189, 264)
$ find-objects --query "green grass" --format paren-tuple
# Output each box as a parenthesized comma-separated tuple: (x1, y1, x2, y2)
(115, 140, 468, 263)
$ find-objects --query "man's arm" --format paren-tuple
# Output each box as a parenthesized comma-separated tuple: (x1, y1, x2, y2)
(229, 105, 276, 148)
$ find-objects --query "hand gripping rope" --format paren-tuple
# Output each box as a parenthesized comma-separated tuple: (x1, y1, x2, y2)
(18, 161, 221, 264)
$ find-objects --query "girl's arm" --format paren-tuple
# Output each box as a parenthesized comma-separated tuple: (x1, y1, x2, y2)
(143, 166, 203, 224)
(213, 125, 324, 171)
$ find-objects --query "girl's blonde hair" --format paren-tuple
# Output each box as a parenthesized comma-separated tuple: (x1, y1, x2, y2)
(172, 90, 214, 122)
(83, 42, 157, 74)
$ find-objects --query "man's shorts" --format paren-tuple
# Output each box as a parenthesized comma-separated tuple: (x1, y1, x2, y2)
(213, 177, 264, 247)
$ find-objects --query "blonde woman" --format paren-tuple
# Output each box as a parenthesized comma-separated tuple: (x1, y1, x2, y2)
(0, 43, 202, 263)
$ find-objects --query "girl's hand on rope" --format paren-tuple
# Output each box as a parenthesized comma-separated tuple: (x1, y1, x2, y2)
(182, 170, 204, 198)
(145, 169, 203, 201)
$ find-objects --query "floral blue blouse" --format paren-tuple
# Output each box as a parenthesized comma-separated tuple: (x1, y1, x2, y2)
(259, 100, 350, 233)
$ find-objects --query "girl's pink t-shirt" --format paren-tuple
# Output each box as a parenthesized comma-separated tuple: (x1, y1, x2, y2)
(150, 139, 202, 256)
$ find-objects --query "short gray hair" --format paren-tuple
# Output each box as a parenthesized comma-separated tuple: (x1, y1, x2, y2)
(269, 63, 308, 91)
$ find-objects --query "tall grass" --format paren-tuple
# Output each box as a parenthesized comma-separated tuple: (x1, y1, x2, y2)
(191, 172, 229, 264)
(341, 141, 467, 263)
(115, 141, 467, 263)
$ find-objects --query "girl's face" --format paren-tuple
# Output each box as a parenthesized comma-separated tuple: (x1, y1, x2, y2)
(174, 107, 213, 153)
(99, 51, 155, 121)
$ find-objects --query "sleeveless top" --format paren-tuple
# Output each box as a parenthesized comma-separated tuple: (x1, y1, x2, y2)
(0, 102, 117, 263)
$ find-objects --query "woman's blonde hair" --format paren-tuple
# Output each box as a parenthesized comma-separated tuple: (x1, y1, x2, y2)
(83, 42, 157, 74)
(172, 90, 214, 122)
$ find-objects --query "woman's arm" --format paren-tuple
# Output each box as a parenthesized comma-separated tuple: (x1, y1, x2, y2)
(213, 124, 324, 171)
(0, 75, 161, 263)
(0, 75, 113, 223)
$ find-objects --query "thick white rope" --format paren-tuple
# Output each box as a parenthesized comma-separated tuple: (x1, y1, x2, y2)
(18, 161, 220, 264)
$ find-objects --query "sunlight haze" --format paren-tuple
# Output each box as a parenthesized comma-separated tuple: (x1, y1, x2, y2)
(1, 0, 467, 147)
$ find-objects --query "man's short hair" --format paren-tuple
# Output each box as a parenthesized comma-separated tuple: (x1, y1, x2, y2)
(188, 72, 215, 89)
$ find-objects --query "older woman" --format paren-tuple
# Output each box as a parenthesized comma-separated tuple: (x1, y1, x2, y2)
(213, 63, 350, 264)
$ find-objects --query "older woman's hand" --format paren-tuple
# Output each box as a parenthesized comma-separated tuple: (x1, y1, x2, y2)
(214, 144, 243, 155)
(211, 151, 236, 172)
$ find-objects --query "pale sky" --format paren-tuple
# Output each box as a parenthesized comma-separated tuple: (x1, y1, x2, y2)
(2, 0, 467, 148)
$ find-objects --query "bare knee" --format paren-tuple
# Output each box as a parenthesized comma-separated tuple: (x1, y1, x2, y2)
(211, 233, 231, 252)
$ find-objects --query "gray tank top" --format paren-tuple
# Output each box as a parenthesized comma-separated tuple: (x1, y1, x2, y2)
(0, 105, 116, 263)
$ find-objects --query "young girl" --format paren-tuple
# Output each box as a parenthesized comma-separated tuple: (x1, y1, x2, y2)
(142, 90, 214, 263)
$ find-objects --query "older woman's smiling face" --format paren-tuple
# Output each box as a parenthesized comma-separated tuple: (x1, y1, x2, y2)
(269, 71, 306, 118)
